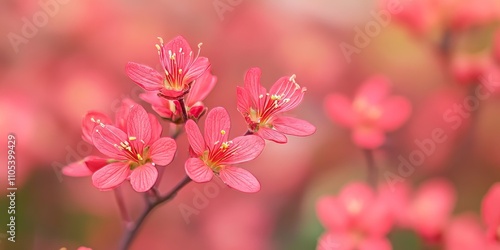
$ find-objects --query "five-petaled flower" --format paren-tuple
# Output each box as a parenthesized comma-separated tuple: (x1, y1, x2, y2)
(184, 107, 265, 193)
(91, 104, 177, 192)
(325, 75, 412, 149)
(126, 35, 210, 100)
(237, 67, 316, 143)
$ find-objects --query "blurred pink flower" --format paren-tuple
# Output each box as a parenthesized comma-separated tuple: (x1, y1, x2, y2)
(406, 178, 456, 241)
(325, 75, 412, 149)
(77, 247, 92, 250)
(495, 30, 500, 62)
(237, 67, 316, 143)
(482, 183, 500, 242)
(184, 107, 265, 193)
(444, 213, 500, 250)
(140, 71, 217, 122)
(316, 182, 393, 250)
(380, 0, 439, 35)
(126, 36, 210, 100)
(450, 54, 496, 85)
(449, 0, 500, 30)
(379, 182, 411, 227)
(91, 104, 177, 192)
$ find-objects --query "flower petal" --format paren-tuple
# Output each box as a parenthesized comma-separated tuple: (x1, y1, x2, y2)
(316, 196, 350, 231)
(185, 57, 211, 83)
(163, 36, 193, 71)
(92, 162, 130, 190)
(236, 86, 252, 114)
(92, 125, 128, 159)
(62, 161, 93, 177)
(256, 127, 287, 143)
(481, 183, 500, 236)
(352, 127, 385, 149)
(115, 98, 137, 131)
(272, 116, 316, 136)
(125, 62, 163, 91)
(358, 237, 392, 250)
(127, 104, 152, 150)
(129, 163, 158, 192)
(316, 232, 353, 250)
(324, 94, 355, 127)
(150, 137, 177, 166)
(220, 135, 265, 165)
(356, 75, 391, 104)
(82, 111, 112, 144)
(218, 166, 260, 193)
(84, 156, 108, 173)
(185, 158, 213, 183)
(149, 113, 163, 142)
(204, 107, 230, 150)
(186, 71, 217, 107)
(185, 119, 206, 155)
(377, 96, 412, 131)
(269, 76, 305, 113)
(244, 67, 267, 106)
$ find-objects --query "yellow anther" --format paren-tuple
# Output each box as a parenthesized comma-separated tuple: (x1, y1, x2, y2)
(137, 154, 143, 161)
(178, 69, 183, 74)
(259, 94, 264, 99)
(157, 37, 164, 45)
(129, 136, 137, 141)
(271, 94, 282, 101)
(155, 44, 161, 51)
(198, 43, 203, 49)
(220, 142, 230, 150)
(220, 130, 226, 135)
(289, 74, 296, 82)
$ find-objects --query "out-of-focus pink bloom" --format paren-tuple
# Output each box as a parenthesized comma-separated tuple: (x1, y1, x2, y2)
(380, 0, 439, 35)
(451, 54, 496, 84)
(482, 183, 500, 242)
(379, 182, 411, 227)
(406, 178, 456, 241)
(443, 213, 500, 250)
(62, 156, 108, 177)
(325, 75, 412, 149)
(77, 247, 92, 250)
(495, 30, 500, 62)
(237, 67, 316, 143)
(184, 107, 265, 193)
(126, 36, 210, 100)
(91, 104, 177, 192)
(316, 182, 393, 250)
(140, 71, 217, 122)
(449, 0, 500, 30)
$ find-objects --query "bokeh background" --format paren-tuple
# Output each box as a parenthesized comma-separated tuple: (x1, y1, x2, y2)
(1, 0, 500, 249)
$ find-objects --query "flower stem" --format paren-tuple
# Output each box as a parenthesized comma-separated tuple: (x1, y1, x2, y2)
(178, 98, 189, 122)
(119, 175, 192, 250)
(364, 149, 377, 189)
(114, 186, 132, 229)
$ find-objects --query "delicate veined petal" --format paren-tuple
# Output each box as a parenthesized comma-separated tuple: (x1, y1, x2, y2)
(324, 94, 355, 127)
(185, 119, 206, 155)
(162, 36, 193, 72)
(82, 111, 112, 144)
(236, 86, 252, 114)
(316, 196, 350, 231)
(186, 71, 217, 107)
(184, 57, 210, 83)
(272, 116, 316, 136)
(92, 162, 130, 190)
(129, 163, 158, 192)
(62, 161, 93, 177)
(204, 107, 230, 150)
(92, 125, 128, 159)
(140, 91, 165, 107)
(256, 127, 287, 143)
(352, 127, 385, 149)
(127, 105, 152, 150)
(125, 62, 163, 91)
(268, 76, 305, 113)
(244, 68, 267, 107)
(220, 135, 265, 165)
(218, 166, 260, 193)
(377, 96, 412, 131)
(185, 158, 213, 182)
(115, 98, 137, 131)
(150, 137, 177, 166)
(149, 113, 163, 142)
(356, 75, 391, 105)
(84, 156, 108, 173)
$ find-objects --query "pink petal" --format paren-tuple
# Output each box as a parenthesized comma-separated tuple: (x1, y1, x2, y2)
(185, 119, 206, 155)
(236, 86, 252, 114)
(140, 91, 164, 107)
(158, 88, 187, 100)
(256, 127, 287, 143)
(127, 104, 152, 150)
(324, 94, 355, 127)
(218, 166, 260, 193)
(150, 137, 177, 166)
(184, 57, 211, 83)
(220, 135, 265, 165)
(481, 183, 500, 235)
(62, 161, 93, 177)
(338, 182, 376, 217)
(81, 111, 112, 144)
(129, 163, 158, 192)
(92, 125, 128, 159)
(358, 237, 392, 250)
(444, 214, 488, 250)
(115, 98, 137, 131)
(316, 232, 353, 250)
(269, 76, 305, 113)
(92, 162, 130, 190)
(204, 107, 230, 150)
(163, 36, 193, 71)
(352, 127, 385, 149)
(244, 67, 267, 106)
(148, 113, 163, 142)
(125, 62, 163, 91)
(356, 75, 391, 104)
(316, 196, 350, 231)
(186, 71, 217, 107)
(377, 96, 412, 131)
(185, 158, 213, 183)
(83, 156, 108, 173)
(272, 116, 316, 136)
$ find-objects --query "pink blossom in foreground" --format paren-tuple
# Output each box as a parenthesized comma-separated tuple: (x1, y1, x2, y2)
(316, 182, 393, 250)
(91, 104, 177, 192)
(444, 213, 500, 250)
(126, 36, 210, 100)
(237, 67, 316, 143)
(482, 183, 500, 243)
(184, 107, 265, 193)
(325, 75, 411, 149)
(140, 70, 217, 122)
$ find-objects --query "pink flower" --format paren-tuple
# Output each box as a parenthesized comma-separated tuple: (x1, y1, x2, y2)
(325, 75, 412, 149)
(184, 107, 265, 193)
(237, 67, 316, 143)
(482, 183, 500, 242)
(444, 213, 500, 250)
(316, 182, 393, 250)
(91, 104, 177, 192)
(126, 36, 210, 100)
(495, 30, 500, 62)
(140, 71, 217, 122)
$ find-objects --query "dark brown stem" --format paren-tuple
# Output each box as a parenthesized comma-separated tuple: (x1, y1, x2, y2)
(178, 98, 189, 122)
